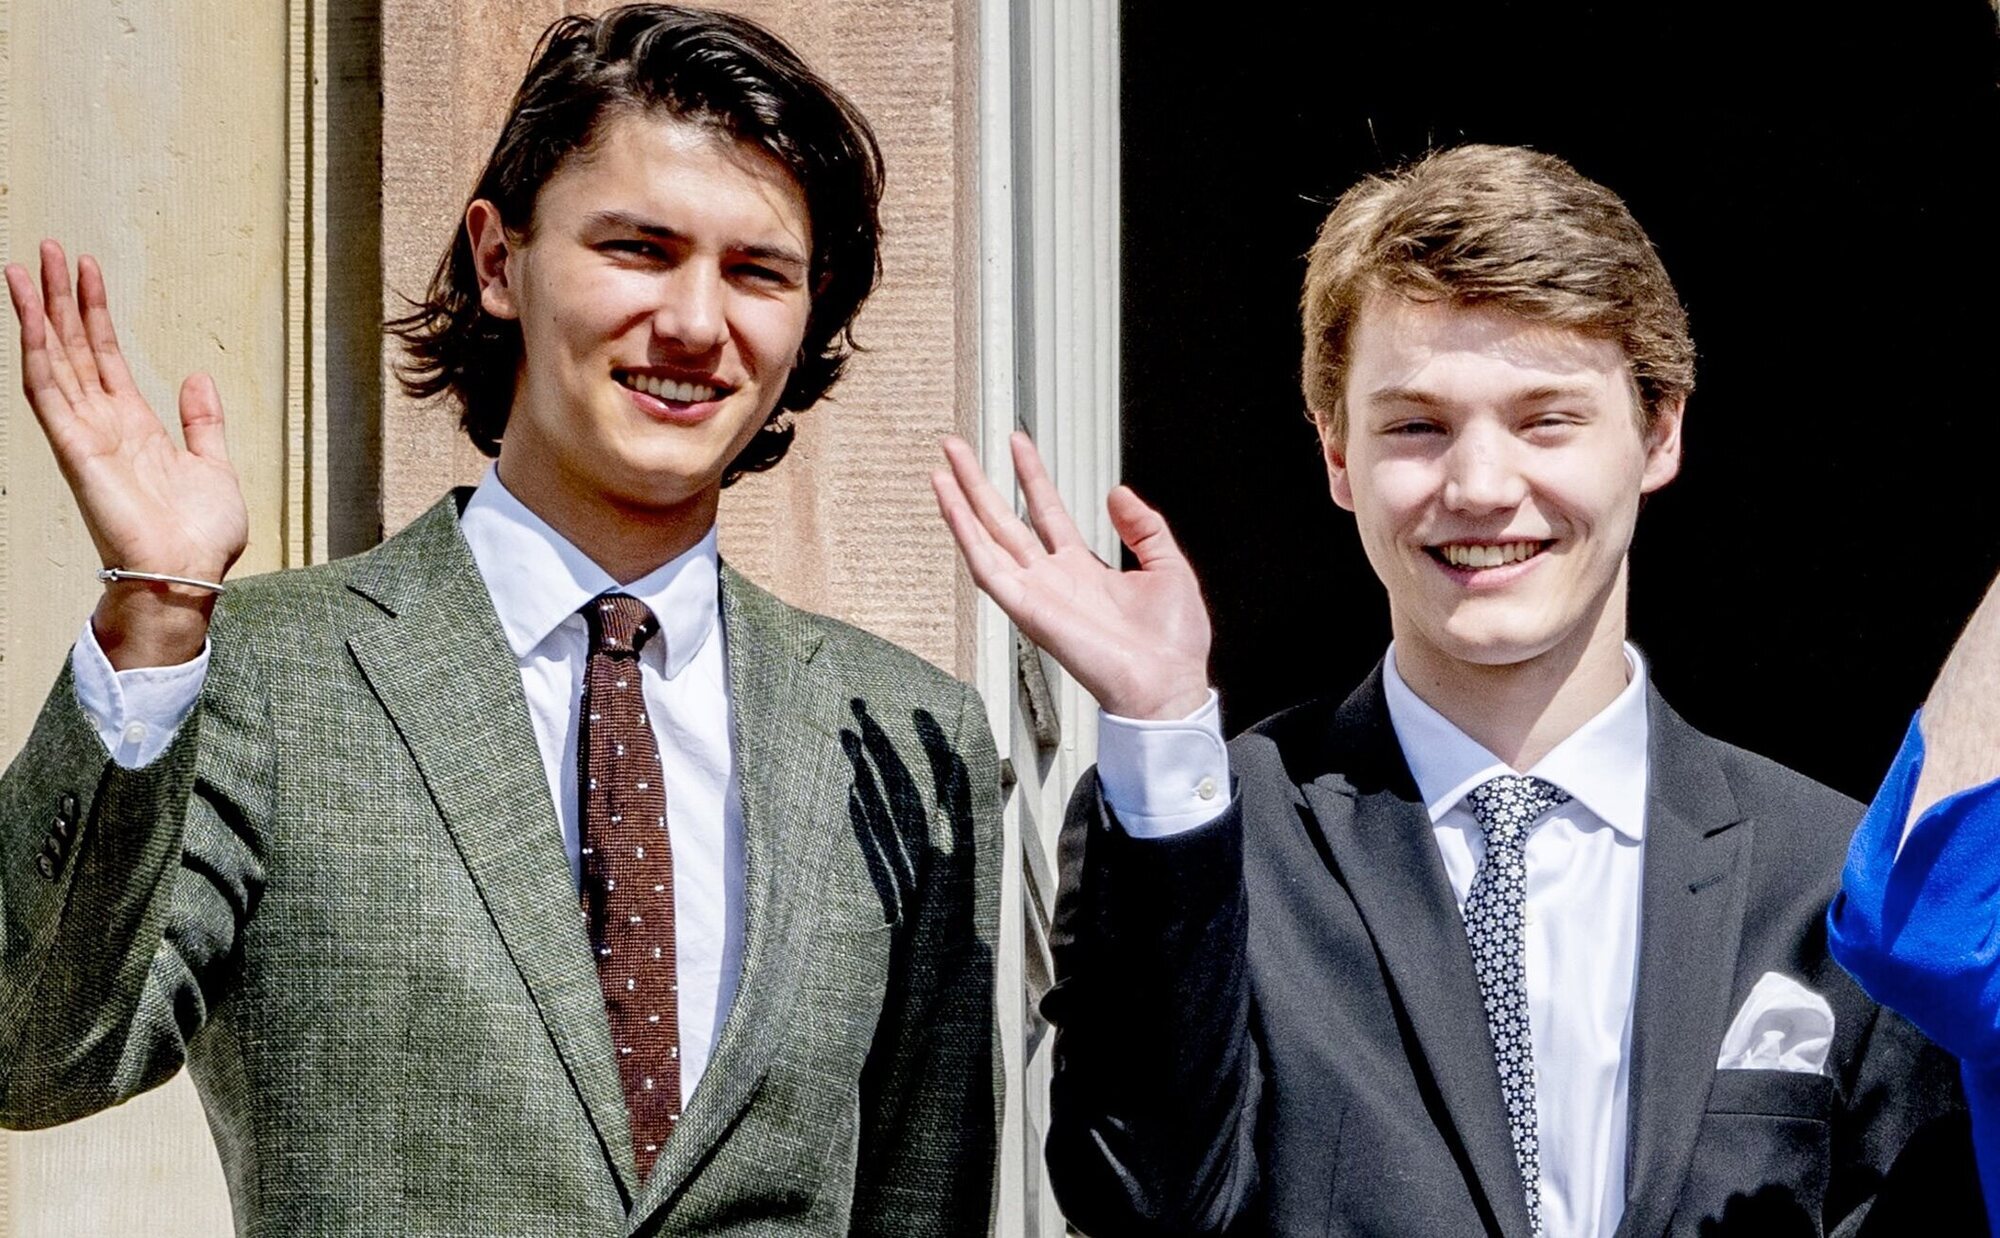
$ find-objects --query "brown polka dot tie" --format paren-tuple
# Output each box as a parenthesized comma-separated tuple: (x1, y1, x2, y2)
(579, 593, 680, 1179)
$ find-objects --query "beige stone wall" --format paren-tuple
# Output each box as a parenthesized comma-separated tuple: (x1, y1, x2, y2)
(380, 0, 979, 675)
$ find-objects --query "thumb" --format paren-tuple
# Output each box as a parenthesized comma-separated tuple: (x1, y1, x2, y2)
(178, 372, 230, 462)
(1107, 485, 1189, 572)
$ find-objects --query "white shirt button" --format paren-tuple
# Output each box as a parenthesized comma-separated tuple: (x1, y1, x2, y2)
(1195, 776, 1218, 802)
(121, 721, 149, 746)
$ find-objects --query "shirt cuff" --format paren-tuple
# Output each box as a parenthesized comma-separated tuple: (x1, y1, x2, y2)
(70, 618, 209, 769)
(1097, 689, 1231, 839)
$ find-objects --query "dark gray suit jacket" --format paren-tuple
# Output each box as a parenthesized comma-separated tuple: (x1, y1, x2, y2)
(1044, 668, 1979, 1237)
(0, 492, 1001, 1237)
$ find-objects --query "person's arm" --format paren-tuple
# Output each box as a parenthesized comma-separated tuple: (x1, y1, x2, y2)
(70, 617, 209, 767)
(0, 622, 271, 1127)
(0, 241, 260, 1125)
(935, 435, 1260, 1233)
(1041, 772, 1261, 1236)
(1824, 999, 1983, 1238)
(1907, 572, 2000, 831)
(1828, 571, 2000, 1234)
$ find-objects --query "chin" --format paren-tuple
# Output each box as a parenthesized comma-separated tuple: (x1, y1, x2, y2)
(1429, 617, 1566, 669)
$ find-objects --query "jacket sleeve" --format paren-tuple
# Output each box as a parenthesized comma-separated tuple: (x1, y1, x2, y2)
(848, 681, 1003, 1237)
(1824, 999, 1985, 1237)
(0, 633, 271, 1129)
(1827, 713, 1997, 1235)
(1041, 768, 1262, 1237)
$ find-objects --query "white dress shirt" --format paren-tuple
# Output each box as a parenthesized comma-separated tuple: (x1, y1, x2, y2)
(1096, 645, 1652, 1238)
(71, 468, 744, 1107)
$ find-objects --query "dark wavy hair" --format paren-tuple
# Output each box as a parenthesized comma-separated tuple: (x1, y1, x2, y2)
(388, 4, 884, 483)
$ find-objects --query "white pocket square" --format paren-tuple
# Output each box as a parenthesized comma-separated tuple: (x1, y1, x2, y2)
(1715, 971, 1835, 1074)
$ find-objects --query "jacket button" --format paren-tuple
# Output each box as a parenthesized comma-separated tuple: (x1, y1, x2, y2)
(36, 854, 56, 879)
(59, 794, 77, 819)
(53, 816, 72, 840)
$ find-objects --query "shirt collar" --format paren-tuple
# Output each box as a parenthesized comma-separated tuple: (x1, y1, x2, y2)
(1382, 643, 1651, 842)
(459, 467, 719, 679)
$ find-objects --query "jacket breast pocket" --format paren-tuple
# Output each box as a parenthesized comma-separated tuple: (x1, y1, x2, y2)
(1668, 1070, 1835, 1236)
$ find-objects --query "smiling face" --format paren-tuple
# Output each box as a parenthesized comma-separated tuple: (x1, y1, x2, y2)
(472, 109, 812, 552)
(1325, 294, 1683, 682)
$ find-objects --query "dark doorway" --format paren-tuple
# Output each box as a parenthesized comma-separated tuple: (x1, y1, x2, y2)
(1121, 0, 2000, 801)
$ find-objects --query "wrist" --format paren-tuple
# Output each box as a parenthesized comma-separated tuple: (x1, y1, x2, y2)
(92, 582, 215, 670)
(1101, 676, 1213, 723)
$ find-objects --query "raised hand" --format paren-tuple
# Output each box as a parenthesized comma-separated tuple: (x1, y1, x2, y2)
(932, 432, 1211, 720)
(6, 240, 248, 667)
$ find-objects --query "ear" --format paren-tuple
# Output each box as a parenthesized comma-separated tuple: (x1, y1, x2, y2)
(1317, 412, 1357, 512)
(1639, 395, 1685, 494)
(466, 199, 521, 321)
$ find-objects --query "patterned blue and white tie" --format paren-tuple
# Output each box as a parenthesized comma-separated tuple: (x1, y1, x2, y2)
(1462, 774, 1571, 1238)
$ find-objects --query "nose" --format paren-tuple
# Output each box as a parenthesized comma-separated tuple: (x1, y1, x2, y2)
(1440, 423, 1528, 514)
(651, 263, 727, 355)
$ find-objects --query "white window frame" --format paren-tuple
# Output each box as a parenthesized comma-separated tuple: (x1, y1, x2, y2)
(978, 1, 1120, 1233)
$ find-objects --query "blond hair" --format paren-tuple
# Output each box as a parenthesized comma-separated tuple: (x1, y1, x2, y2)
(1301, 144, 1694, 440)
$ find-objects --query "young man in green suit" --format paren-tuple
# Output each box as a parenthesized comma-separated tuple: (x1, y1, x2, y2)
(0, 6, 999, 1235)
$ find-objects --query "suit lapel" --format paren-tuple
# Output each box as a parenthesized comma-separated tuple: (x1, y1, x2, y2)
(342, 493, 639, 1197)
(1301, 671, 1537, 1238)
(627, 564, 850, 1226)
(1614, 692, 1753, 1238)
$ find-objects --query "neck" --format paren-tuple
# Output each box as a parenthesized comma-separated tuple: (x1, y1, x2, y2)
(1391, 569, 1633, 770)
(493, 456, 718, 585)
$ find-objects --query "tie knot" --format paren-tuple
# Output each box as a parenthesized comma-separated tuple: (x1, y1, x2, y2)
(1463, 774, 1570, 847)
(585, 593, 658, 658)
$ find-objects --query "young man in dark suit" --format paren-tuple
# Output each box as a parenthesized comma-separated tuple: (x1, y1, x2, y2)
(936, 144, 1978, 1235)
(1, 7, 997, 1235)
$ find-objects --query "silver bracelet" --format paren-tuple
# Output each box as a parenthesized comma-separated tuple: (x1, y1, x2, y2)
(97, 566, 228, 595)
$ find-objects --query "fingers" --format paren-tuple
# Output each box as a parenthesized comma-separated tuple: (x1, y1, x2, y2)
(77, 255, 137, 394)
(40, 239, 102, 393)
(6, 261, 81, 430)
(1010, 431, 1089, 553)
(939, 434, 1042, 566)
(1107, 484, 1191, 573)
(5, 261, 43, 333)
(178, 373, 230, 462)
(930, 462, 1013, 591)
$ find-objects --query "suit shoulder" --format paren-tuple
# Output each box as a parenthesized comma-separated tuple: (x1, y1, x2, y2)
(1713, 737, 1862, 821)
(817, 612, 968, 704)
(209, 554, 368, 632)
(723, 567, 971, 711)
(1226, 694, 1350, 789)
(1233, 695, 1331, 754)
(1707, 733, 1863, 871)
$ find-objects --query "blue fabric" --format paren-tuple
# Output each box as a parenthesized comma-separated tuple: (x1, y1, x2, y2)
(1828, 712, 2000, 1233)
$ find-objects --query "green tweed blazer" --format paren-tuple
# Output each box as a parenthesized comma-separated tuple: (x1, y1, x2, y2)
(0, 492, 1001, 1236)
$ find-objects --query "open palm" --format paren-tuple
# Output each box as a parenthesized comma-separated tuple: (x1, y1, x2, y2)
(6, 240, 246, 585)
(933, 432, 1211, 721)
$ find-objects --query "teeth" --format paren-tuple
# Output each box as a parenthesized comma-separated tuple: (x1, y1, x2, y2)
(619, 372, 720, 404)
(1440, 541, 1541, 569)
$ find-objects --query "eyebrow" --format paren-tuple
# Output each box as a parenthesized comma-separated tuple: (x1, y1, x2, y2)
(1511, 383, 1600, 404)
(1362, 385, 1448, 409)
(1362, 382, 1599, 408)
(584, 209, 809, 268)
